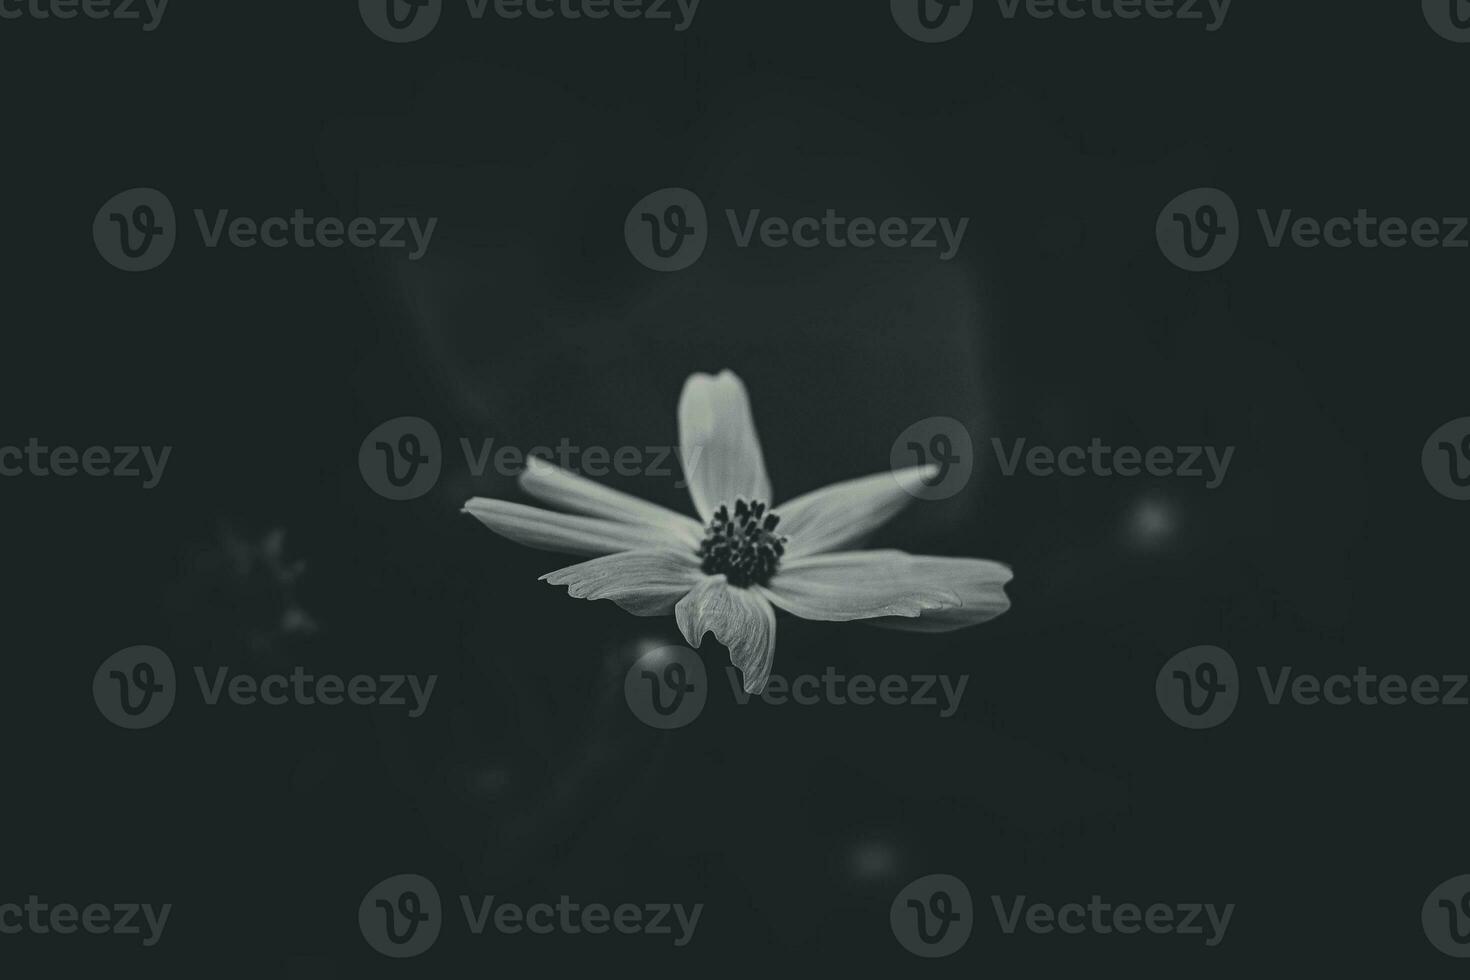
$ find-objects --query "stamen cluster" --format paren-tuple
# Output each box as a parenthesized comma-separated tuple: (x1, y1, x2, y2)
(697, 498, 787, 587)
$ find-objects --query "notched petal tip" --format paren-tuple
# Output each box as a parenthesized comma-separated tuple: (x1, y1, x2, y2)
(675, 577, 777, 695)
(461, 498, 498, 519)
(683, 367, 746, 388)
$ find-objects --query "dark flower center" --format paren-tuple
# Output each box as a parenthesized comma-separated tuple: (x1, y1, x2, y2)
(697, 498, 787, 587)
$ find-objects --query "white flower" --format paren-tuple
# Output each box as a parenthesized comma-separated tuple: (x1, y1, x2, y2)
(463, 370, 1012, 694)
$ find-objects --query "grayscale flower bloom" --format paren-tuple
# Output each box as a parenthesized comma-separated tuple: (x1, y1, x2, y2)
(464, 371, 1012, 694)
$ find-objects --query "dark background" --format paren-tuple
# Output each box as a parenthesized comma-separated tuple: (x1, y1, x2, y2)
(1, 0, 1465, 974)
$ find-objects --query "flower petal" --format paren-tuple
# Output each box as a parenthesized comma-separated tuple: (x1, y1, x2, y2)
(675, 576, 777, 695)
(463, 498, 688, 557)
(540, 549, 703, 616)
(677, 370, 773, 522)
(775, 464, 939, 558)
(868, 555, 1013, 632)
(518, 456, 703, 547)
(758, 550, 962, 622)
